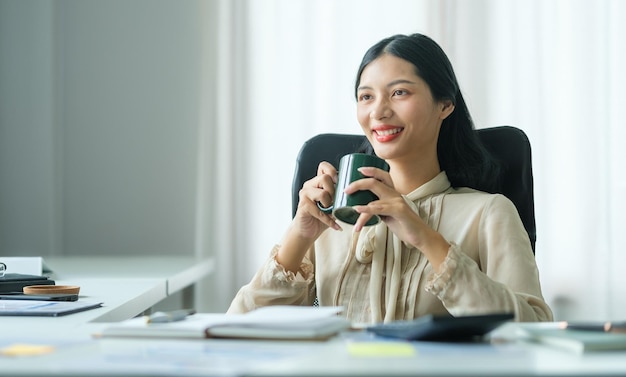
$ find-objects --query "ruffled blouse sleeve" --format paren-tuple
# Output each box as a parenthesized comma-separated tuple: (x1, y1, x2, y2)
(425, 194, 553, 322)
(226, 245, 315, 314)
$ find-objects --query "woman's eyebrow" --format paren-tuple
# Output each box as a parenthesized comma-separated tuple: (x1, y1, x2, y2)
(357, 79, 417, 92)
(386, 79, 417, 87)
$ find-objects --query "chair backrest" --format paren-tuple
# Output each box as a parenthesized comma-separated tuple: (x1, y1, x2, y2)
(291, 126, 536, 253)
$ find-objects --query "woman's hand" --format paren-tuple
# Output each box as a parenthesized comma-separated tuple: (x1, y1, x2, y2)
(348, 167, 449, 269)
(277, 161, 343, 273)
(346, 167, 420, 237)
(292, 161, 342, 241)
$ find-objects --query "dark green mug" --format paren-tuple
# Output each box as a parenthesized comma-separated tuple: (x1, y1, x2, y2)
(318, 153, 390, 226)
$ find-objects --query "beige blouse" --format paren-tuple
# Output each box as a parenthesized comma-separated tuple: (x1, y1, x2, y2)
(228, 172, 553, 324)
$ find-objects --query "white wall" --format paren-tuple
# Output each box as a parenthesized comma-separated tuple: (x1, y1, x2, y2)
(0, 0, 206, 257)
(0, 1, 57, 255)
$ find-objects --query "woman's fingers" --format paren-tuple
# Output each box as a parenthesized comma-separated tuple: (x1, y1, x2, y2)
(297, 191, 341, 230)
(352, 211, 377, 232)
(302, 178, 334, 209)
(301, 161, 337, 208)
(296, 161, 342, 231)
(344, 167, 393, 197)
(345, 177, 392, 200)
(358, 166, 392, 186)
(317, 161, 338, 183)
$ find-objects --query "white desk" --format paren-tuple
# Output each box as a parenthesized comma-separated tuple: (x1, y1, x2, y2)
(46, 256, 214, 321)
(2, 323, 626, 377)
(44, 255, 215, 298)
(0, 256, 214, 338)
(2, 257, 626, 376)
(251, 325, 626, 377)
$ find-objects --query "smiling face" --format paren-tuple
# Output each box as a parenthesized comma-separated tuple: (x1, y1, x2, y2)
(356, 54, 454, 169)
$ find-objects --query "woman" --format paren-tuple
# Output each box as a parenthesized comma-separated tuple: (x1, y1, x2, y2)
(228, 33, 553, 324)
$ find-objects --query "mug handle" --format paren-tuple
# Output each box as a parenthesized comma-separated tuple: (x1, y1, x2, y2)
(317, 202, 333, 214)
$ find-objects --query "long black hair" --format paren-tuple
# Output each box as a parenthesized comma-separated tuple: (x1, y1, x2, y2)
(354, 33, 500, 192)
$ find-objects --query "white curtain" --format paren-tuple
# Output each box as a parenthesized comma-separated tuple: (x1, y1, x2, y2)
(442, 0, 626, 321)
(203, 0, 626, 321)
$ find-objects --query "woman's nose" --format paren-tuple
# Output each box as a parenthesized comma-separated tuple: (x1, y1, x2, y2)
(370, 98, 392, 120)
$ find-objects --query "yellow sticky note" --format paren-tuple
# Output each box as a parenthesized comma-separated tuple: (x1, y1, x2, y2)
(1, 344, 56, 357)
(347, 341, 416, 357)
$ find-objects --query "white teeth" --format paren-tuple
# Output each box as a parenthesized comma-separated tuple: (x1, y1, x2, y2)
(377, 128, 402, 136)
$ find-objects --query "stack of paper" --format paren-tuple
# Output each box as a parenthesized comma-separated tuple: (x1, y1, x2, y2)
(98, 305, 350, 340)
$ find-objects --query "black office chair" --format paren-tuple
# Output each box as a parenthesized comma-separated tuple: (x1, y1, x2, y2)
(291, 126, 536, 253)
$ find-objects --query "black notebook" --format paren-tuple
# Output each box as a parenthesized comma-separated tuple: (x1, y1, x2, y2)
(0, 273, 55, 294)
(367, 313, 514, 341)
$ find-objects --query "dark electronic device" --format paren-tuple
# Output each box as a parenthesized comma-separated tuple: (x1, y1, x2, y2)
(367, 313, 515, 341)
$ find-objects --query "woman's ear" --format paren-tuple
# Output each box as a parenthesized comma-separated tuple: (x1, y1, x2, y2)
(439, 100, 455, 120)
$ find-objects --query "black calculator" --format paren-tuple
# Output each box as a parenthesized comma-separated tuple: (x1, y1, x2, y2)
(366, 313, 514, 341)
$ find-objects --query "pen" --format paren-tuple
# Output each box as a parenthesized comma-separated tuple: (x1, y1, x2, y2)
(145, 309, 196, 324)
(566, 321, 626, 333)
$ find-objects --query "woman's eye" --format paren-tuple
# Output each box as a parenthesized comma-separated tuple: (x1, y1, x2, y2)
(359, 94, 373, 101)
(392, 89, 407, 96)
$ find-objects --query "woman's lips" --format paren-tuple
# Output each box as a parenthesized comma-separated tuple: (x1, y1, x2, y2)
(372, 126, 403, 142)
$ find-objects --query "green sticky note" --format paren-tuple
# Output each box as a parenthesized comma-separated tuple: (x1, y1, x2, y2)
(347, 342, 416, 357)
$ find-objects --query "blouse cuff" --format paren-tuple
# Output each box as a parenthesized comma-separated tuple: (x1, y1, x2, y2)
(425, 242, 460, 297)
(266, 244, 314, 284)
